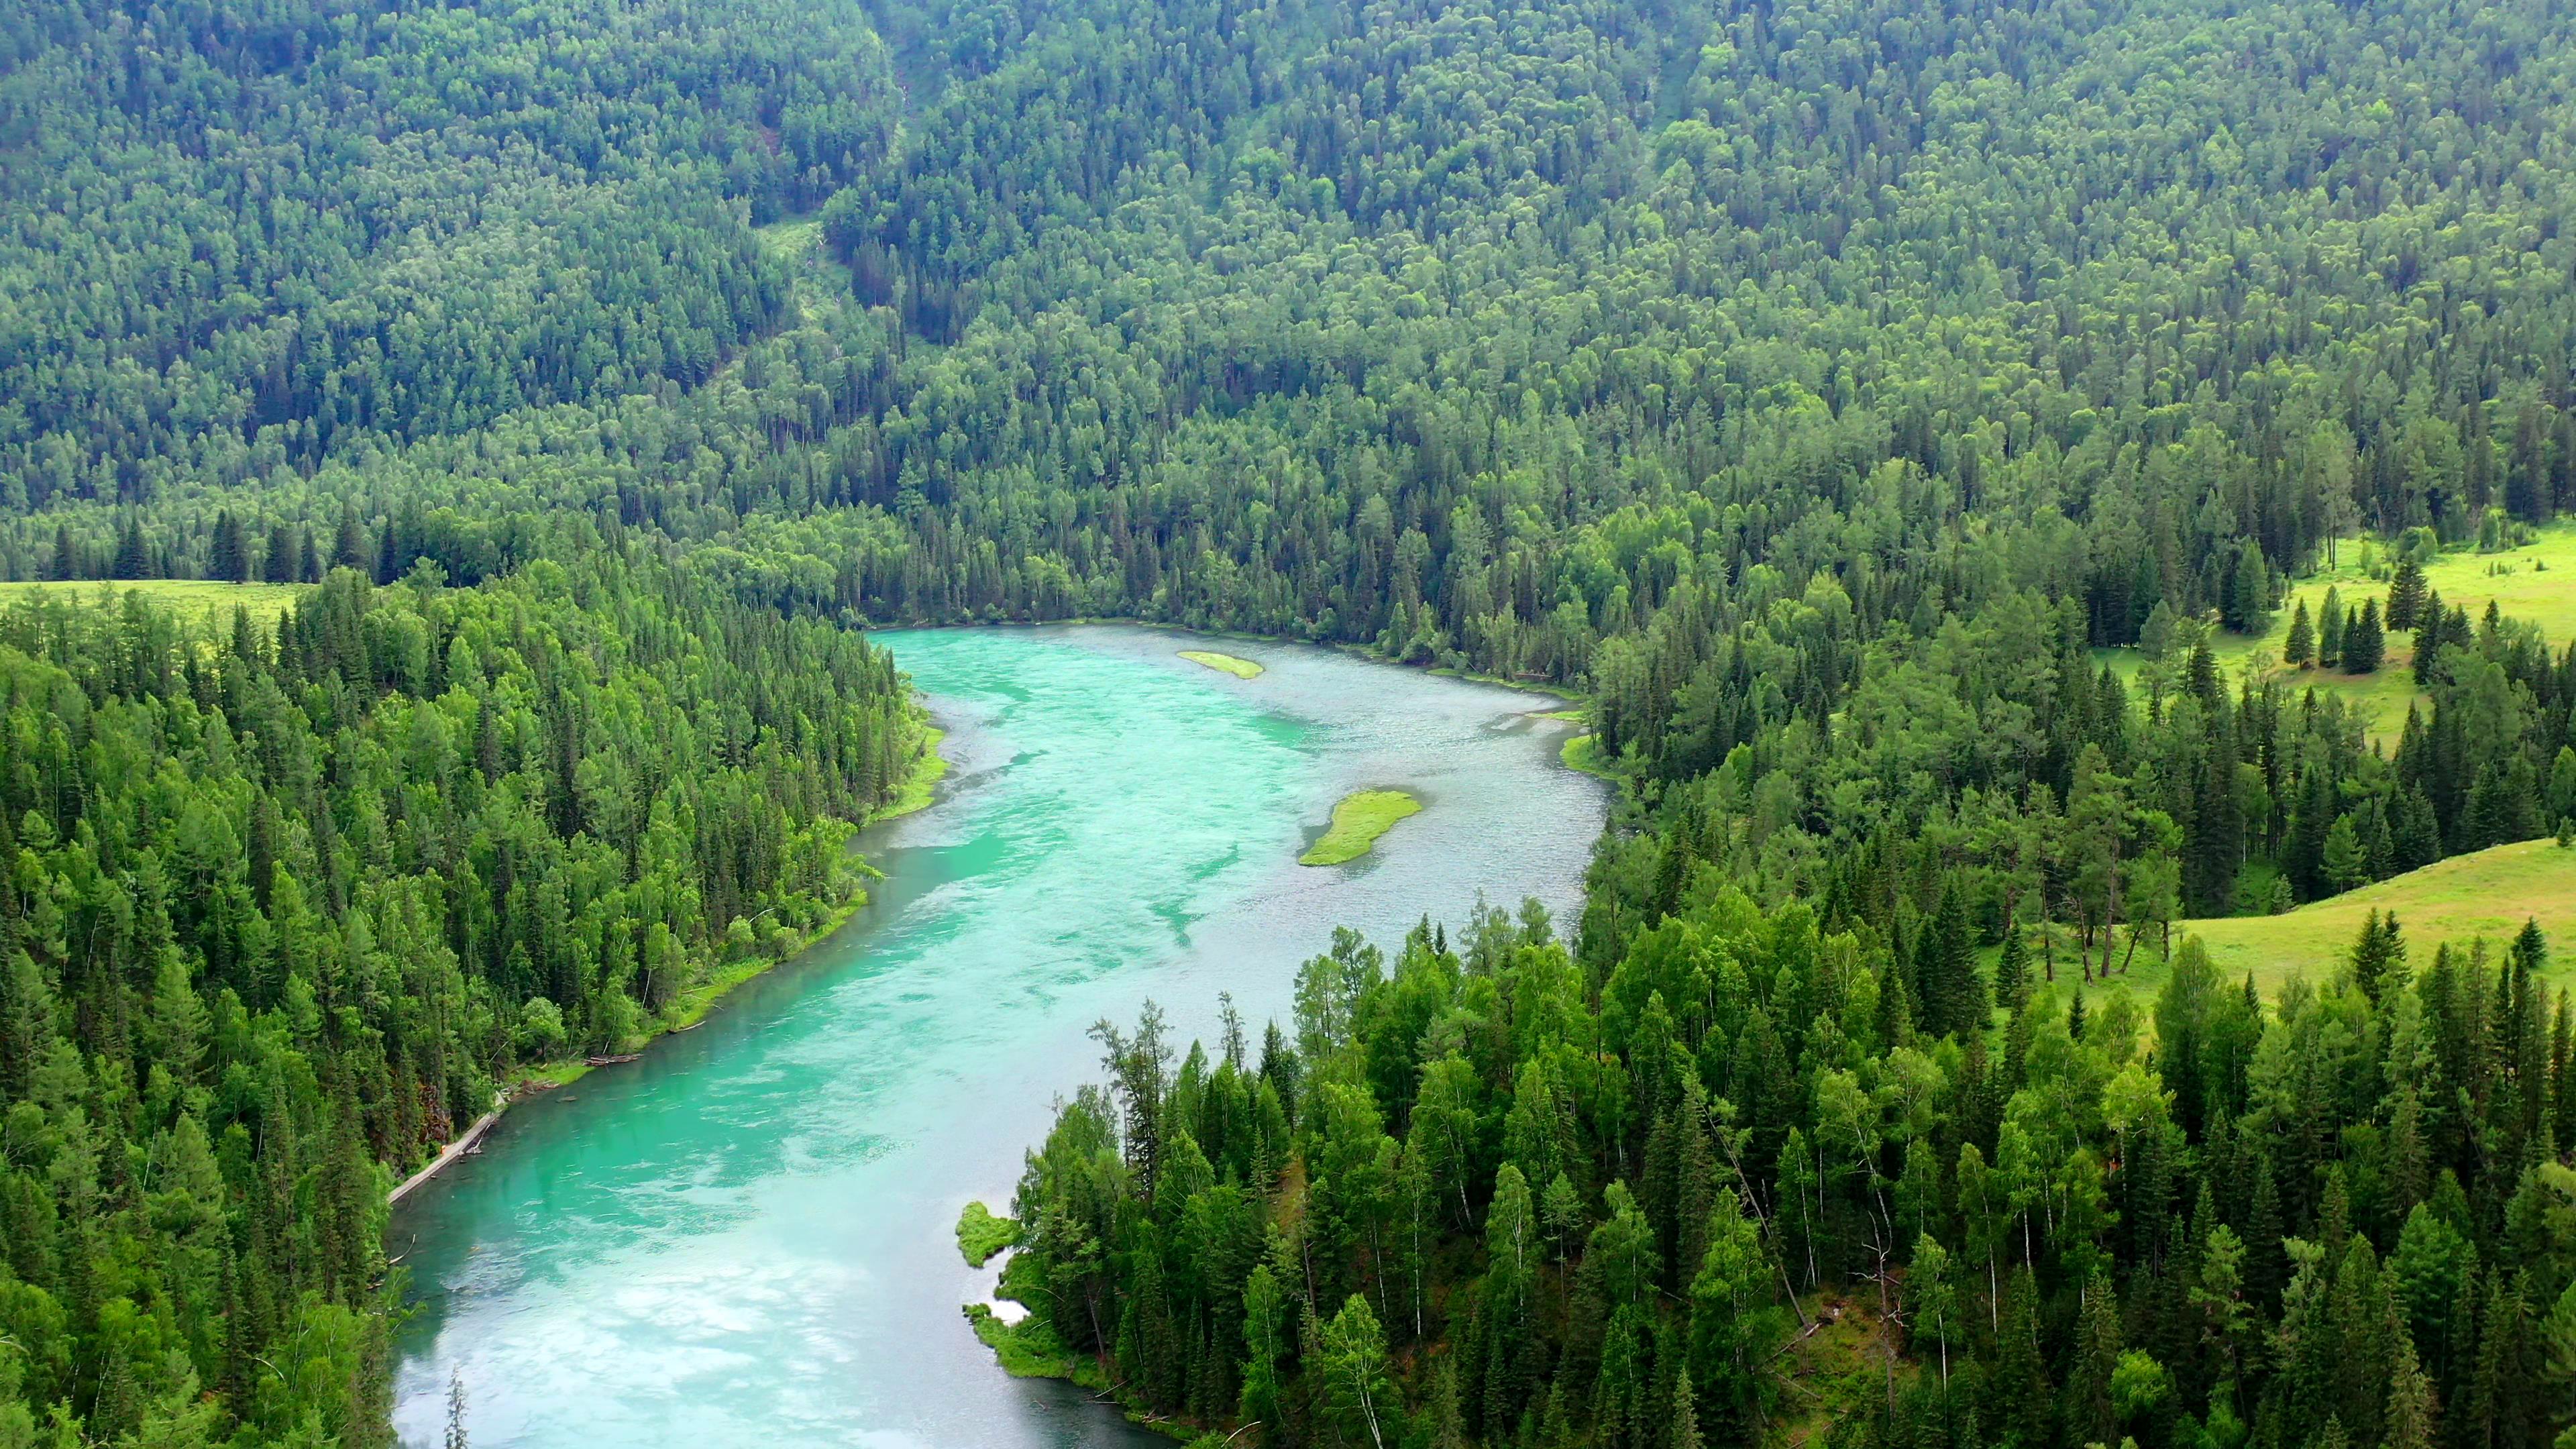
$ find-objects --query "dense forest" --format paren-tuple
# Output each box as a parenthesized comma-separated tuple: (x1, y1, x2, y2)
(5, 0, 2576, 1439)
(1006, 898, 2576, 1449)
(0, 556, 922, 1446)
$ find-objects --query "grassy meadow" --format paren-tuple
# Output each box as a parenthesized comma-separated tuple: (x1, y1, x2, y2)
(0, 580, 305, 631)
(2095, 521, 2576, 743)
(2045, 839, 2576, 1010)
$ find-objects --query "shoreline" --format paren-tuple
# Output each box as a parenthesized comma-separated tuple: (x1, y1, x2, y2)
(873, 614, 1587, 710)
(387, 1096, 504, 1205)
(383, 710, 951, 1207)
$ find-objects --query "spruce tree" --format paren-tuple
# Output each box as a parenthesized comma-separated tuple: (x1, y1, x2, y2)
(112, 514, 150, 579)
(2344, 598, 2385, 673)
(1994, 930, 2030, 1008)
(2286, 598, 2316, 667)
(2387, 559, 2428, 631)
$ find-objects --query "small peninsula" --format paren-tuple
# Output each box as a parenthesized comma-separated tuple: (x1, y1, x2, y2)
(1299, 789, 1421, 865)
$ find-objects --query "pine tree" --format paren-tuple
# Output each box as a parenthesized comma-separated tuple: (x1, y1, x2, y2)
(264, 522, 297, 583)
(2387, 559, 2428, 631)
(1995, 1267, 2053, 1446)
(2344, 598, 2385, 673)
(113, 514, 150, 580)
(1915, 883, 1986, 1039)
(1994, 930, 2030, 1007)
(2286, 599, 2316, 667)
(2350, 910, 2409, 1003)
(446, 1368, 470, 1449)
(213, 510, 252, 583)
(2066, 1273, 2123, 1448)
(2320, 586, 2346, 666)
(334, 502, 370, 573)
(2385, 1330, 2437, 1449)
(2322, 816, 2370, 893)
(1668, 1366, 1703, 1449)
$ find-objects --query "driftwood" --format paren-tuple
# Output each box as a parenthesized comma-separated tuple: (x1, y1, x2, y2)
(388, 1099, 504, 1204)
(585, 1053, 641, 1066)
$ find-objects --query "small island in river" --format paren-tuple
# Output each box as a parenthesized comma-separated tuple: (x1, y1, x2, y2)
(1179, 649, 1264, 678)
(1299, 789, 1421, 865)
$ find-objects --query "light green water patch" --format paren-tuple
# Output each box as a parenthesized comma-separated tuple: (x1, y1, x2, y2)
(1300, 789, 1421, 865)
(1179, 649, 1263, 678)
(389, 625, 1604, 1449)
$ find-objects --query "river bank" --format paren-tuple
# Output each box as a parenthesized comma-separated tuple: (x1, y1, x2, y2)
(388, 625, 1605, 1448)
(380, 709, 951, 1205)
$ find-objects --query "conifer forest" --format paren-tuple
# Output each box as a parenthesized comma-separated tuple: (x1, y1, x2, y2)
(4, 0, 2576, 1442)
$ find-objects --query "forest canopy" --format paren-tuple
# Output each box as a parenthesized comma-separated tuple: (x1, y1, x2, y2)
(3, 0, 2576, 1440)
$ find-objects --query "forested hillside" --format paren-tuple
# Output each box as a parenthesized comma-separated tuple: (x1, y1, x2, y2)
(0, 556, 921, 1445)
(1004, 899, 2576, 1449)
(5, 0, 2576, 1440)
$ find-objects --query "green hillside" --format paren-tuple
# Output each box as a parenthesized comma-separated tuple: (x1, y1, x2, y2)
(2180, 837, 2576, 991)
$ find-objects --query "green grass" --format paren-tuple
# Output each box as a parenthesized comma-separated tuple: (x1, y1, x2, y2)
(964, 1252, 1093, 1381)
(1560, 732, 1619, 780)
(0, 580, 305, 631)
(1178, 649, 1264, 679)
(2178, 837, 2575, 994)
(2094, 522, 2576, 744)
(1299, 789, 1421, 865)
(871, 722, 949, 823)
(1772, 1290, 1906, 1449)
(964, 1305, 1082, 1380)
(2054, 839, 2576, 1011)
(956, 1201, 1018, 1267)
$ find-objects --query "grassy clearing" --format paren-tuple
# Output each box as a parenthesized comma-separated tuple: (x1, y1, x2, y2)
(2050, 839, 2576, 1014)
(1179, 649, 1264, 679)
(0, 580, 305, 631)
(1299, 789, 1421, 865)
(956, 1201, 1018, 1267)
(2178, 837, 2575, 994)
(2093, 522, 2576, 744)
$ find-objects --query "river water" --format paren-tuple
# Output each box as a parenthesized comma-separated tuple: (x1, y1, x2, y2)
(386, 625, 1605, 1448)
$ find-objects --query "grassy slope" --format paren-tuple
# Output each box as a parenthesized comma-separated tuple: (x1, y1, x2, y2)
(1299, 789, 1422, 865)
(2062, 839, 2576, 1008)
(2094, 522, 2576, 743)
(0, 580, 305, 629)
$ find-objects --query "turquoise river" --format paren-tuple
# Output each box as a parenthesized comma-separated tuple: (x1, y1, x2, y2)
(388, 625, 1607, 1447)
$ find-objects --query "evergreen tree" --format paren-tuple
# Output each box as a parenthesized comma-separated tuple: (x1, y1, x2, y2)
(2387, 560, 2428, 631)
(2343, 598, 2385, 674)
